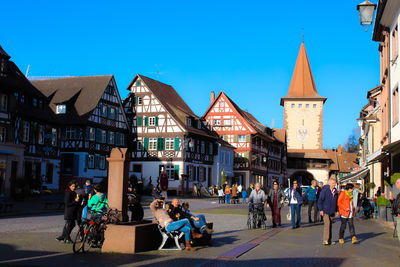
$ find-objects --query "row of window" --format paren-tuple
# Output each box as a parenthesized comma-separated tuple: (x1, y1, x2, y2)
(86, 127, 126, 146)
(222, 135, 249, 143)
(186, 138, 214, 155)
(137, 116, 158, 127)
(219, 151, 233, 165)
(214, 119, 231, 126)
(187, 165, 207, 182)
(291, 103, 317, 109)
(138, 137, 180, 151)
(14, 92, 44, 109)
(99, 103, 119, 120)
(20, 121, 57, 146)
(85, 154, 107, 170)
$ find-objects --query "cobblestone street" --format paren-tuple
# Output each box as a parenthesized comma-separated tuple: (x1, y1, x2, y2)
(0, 199, 398, 267)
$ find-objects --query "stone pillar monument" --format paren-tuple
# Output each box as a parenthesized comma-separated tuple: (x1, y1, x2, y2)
(107, 147, 129, 222)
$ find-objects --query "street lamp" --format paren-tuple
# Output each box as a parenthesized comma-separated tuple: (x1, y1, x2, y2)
(357, 1, 377, 31)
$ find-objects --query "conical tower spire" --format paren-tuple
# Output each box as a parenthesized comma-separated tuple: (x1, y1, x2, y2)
(280, 42, 326, 105)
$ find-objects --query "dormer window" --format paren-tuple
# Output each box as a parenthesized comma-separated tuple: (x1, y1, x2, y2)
(197, 120, 202, 129)
(56, 104, 66, 114)
(187, 117, 192, 127)
(136, 80, 141, 86)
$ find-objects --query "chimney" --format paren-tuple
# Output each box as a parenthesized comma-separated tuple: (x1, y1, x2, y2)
(210, 91, 215, 104)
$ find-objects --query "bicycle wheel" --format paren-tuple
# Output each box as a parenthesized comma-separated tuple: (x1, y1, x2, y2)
(82, 224, 96, 253)
(247, 214, 252, 229)
(72, 224, 87, 254)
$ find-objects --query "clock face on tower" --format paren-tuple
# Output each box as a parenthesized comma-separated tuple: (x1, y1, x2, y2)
(296, 127, 310, 142)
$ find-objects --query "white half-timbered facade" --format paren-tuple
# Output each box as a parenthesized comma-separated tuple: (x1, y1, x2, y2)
(124, 75, 219, 193)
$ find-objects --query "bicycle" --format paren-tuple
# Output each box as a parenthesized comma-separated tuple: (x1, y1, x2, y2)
(73, 209, 120, 253)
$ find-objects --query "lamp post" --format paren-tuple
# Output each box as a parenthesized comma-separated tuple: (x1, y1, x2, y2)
(357, 1, 377, 31)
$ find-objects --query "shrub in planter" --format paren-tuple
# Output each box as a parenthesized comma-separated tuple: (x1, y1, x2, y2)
(376, 196, 391, 207)
(365, 182, 376, 190)
(391, 173, 400, 185)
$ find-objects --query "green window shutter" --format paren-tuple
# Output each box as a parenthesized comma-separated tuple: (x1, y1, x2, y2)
(143, 137, 148, 150)
(157, 138, 161, 151)
(144, 117, 148, 126)
(174, 137, 180, 151)
(107, 106, 111, 118)
(96, 129, 101, 143)
(155, 116, 159, 126)
(134, 96, 137, 105)
(160, 137, 165, 150)
(246, 135, 250, 142)
(137, 116, 143, 126)
(174, 165, 180, 180)
(94, 155, 100, 169)
(114, 109, 118, 120)
(233, 135, 238, 142)
(115, 132, 120, 146)
(245, 151, 249, 159)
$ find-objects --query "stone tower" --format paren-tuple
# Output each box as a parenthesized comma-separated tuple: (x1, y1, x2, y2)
(280, 42, 327, 150)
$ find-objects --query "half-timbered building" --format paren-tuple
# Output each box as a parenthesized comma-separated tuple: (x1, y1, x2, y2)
(124, 75, 219, 194)
(32, 76, 129, 186)
(0, 45, 61, 197)
(203, 91, 286, 188)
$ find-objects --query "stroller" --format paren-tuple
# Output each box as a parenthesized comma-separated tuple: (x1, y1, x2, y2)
(361, 197, 373, 218)
(247, 203, 267, 229)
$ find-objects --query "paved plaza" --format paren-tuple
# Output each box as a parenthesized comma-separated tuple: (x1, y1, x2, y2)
(0, 198, 399, 267)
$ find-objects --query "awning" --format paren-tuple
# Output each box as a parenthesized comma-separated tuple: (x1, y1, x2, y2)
(340, 168, 369, 183)
(366, 148, 388, 166)
(383, 139, 400, 155)
(0, 149, 14, 155)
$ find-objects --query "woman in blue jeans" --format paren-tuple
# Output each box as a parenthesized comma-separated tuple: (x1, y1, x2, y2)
(288, 180, 303, 229)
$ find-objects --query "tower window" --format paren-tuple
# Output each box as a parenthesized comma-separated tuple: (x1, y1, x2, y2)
(306, 104, 309, 108)
(298, 104, 302, 108)
(291, 104, 295, 108)
(313, 104, 317, 108)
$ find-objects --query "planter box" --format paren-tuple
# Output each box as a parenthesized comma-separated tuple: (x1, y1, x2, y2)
(102, 220, 160, 254)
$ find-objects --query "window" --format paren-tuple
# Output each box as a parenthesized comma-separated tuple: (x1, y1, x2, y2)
(119, 133, 126, 146)
(291, 103, 295, 108)
(108, 131, 115, 145)
(14, 92, 18, 102)
(298, 104, 302, 108)
(220, 102, 225, 107)
(165, 138, 174, 150)
(38, 125, 44, 144)
(101, 130, 107, 143)
(197, 120, 202, 129)
(51, 128, 57, 146)
(187, 117, 192, 126)
(392, 25, 398, 61)
(137, 97, 142, 105)
(137, 141, 142, 150)
(102, 105, 107, 117)
(39, 100, 43, 109)
(56, 104, 66, 114)
(22, 122, 29, 142)
(136, 80, 141, 86)
(313, 104, 317, 108)
(149, 138, 157, 150)
(21, 94, 24, 103)
(209, 143, 213, 155)
(165, 165, 175, 180)
(65, 127, 75, 139)
(88, 155, 95, 169)
(0, 94, 8, 112)
(0, 59, 5, 76)
(99, 156, 106, 170)
(393, 87, 399, 126)
(0, 127, 6, 142)
(223, 119, 231, 125)
(306, 104, 309, 108)
(33, 98, 37, 107)
(88, 127, 95, 141)
(199, 167, 205, 182)
(214, 119, 221, 125)
(238, 135, 246, 142)
(149, 117, 156, 126)
(201, 141, 205, 154)
(109, 107, 115, 119)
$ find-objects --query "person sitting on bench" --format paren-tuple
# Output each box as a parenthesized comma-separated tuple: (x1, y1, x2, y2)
(168, 198, 213, 235)
(150, 197, 202, 251)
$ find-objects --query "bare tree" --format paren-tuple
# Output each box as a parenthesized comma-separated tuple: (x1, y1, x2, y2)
(344, 128, 360, 153)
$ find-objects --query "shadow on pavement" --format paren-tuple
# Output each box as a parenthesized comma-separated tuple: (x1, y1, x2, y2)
(208, 235, 240, 247)
(139, 257, 346, 267)
(354, 232, 384, 243)
(0, 243, 166, 266)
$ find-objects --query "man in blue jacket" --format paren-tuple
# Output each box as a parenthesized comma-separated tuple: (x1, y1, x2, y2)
(289, 180, 303, 229)
(317, 178, 339, 245)
(306, 180, 318, 223)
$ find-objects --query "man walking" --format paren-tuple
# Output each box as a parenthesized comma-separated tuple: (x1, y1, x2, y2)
(306, 180, 318, 223)
(317, 178, 339, 246)
(288, 180, 303, 229)
(390, 178, 400, 244)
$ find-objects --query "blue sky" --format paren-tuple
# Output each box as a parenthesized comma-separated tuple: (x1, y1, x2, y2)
(2, 0, 379, 148)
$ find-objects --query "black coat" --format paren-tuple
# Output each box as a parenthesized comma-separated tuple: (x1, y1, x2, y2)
(64, 188, 78, 220)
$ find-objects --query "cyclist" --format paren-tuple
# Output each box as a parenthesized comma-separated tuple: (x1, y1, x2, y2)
(248, 183, 266, 228)
(88, 184, 108, 216)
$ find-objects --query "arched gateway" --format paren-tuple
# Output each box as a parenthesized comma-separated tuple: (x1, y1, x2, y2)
(290, 171, 314, 186)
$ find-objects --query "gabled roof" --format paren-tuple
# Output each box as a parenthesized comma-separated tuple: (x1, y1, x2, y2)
(273, 128, 286, 144)
(127, 74, 217, 139)
(326, 146, 359, 173)
(0, 45, 10, 59)
(203, 91, 274, 141)
(281, 42, 326, 105)
(32, 75, 114, 124)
